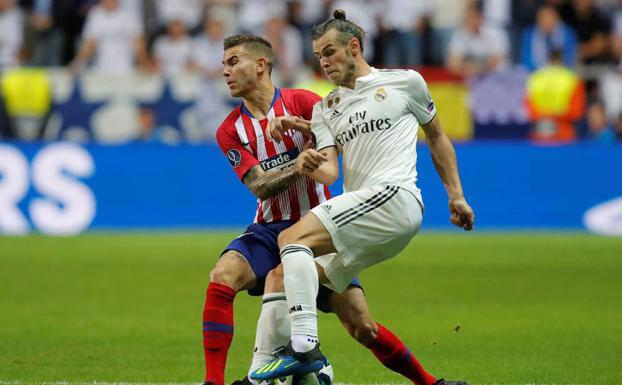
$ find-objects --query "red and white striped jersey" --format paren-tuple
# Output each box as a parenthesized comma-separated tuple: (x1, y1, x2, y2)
(216, 88, 331, 224)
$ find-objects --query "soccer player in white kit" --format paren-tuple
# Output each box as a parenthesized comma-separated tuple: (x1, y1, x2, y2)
(251, 10, 474, 384)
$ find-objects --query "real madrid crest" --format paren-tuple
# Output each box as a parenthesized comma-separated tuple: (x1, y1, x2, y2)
(374, 87, 387, 101)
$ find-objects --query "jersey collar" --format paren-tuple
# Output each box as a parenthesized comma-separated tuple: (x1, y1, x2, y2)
(240, 87, 280, 119)
(339, 67, 378, 94)
(355, 67, 378, 87)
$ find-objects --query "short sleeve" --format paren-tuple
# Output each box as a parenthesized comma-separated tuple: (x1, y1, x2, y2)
(216, 125, 260, 181)
(82, 11, 98, 40)
(310, 103, 336, 151)
(406, 70, 436, 125)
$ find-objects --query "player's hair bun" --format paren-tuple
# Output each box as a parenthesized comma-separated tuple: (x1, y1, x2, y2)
(333, 9, 346, 20)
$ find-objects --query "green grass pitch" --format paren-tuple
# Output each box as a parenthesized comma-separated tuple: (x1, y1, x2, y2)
(1, 232, 621, 385)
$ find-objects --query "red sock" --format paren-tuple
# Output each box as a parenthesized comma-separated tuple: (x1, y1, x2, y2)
(367, 323, 437, 385)
(203, 282, 236, 385)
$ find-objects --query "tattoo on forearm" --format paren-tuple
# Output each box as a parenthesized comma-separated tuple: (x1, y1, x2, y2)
(243, 166, 300, 200)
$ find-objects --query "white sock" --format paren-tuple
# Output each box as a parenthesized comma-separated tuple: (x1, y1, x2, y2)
(280, 244, 319, 353)
(248, 292, 290, 381)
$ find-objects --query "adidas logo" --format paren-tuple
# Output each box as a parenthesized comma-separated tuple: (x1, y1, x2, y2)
(289, 305, 303, 313)
(322, 204, 332, 213)
(329, 109, 342, 120)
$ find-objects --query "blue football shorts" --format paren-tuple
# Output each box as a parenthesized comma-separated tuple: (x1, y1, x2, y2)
(222, 220, 362, 313)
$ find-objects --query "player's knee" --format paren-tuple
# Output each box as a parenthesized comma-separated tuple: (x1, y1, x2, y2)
(278, 228, 300, 249)
(209, 251, 256, 292)
(209, 264, 237, 287)
(348, 320, 378, 346)
(277, 229, 291, 249)
(264, 266, 285, 293)
(209, 258, 244, 290)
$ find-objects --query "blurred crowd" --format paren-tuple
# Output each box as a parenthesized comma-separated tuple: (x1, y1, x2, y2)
(1, 0, 622, 142)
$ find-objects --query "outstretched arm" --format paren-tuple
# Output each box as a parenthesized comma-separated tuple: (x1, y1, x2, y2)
(242, 165, 302, 201)
(421, 115, 474, 231)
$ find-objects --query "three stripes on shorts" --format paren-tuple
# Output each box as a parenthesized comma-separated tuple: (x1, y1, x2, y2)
(332, 185, 400, 227)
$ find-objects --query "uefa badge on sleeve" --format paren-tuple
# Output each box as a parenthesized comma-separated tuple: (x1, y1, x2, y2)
(227, 149, 241, 168)
(427, 101, 435, 113)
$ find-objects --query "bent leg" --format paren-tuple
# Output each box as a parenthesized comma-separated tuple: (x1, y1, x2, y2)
(277, 211, 336, 256)
(204, 250, 257, 385)
(331, 287, 437, 385)
(276, 213, 336, 353)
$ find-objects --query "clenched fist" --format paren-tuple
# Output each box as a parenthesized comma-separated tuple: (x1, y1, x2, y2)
(449, 197, 475, 231)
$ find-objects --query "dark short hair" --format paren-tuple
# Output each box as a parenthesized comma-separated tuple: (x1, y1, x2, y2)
(223, 34, 274, 73)
(311, 9, 365, 52)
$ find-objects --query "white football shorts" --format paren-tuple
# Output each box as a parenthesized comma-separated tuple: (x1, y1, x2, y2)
(311, 185, 423, 292)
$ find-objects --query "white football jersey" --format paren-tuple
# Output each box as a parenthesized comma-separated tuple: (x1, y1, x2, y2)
(311, 68, 436, 200)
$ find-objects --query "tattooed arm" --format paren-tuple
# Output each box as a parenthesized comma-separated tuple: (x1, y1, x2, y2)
(242, 164, 301, 201)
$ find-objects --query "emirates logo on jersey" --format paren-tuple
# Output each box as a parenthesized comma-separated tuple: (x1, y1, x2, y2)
(336, 110, 393, 146)
(227, 149, 241, 168)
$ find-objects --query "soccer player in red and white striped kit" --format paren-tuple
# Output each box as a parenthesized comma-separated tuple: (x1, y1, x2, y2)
(202, 33, 445, 385)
